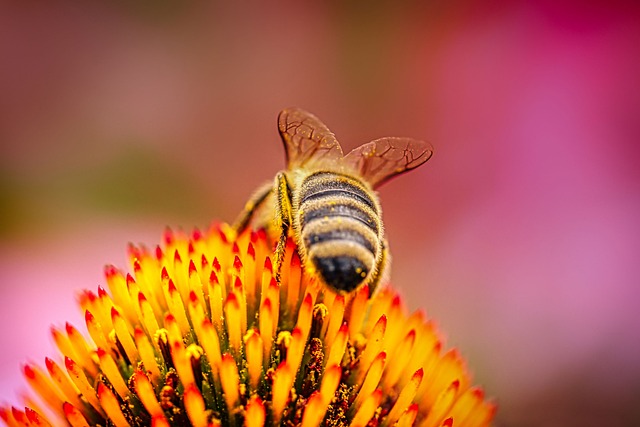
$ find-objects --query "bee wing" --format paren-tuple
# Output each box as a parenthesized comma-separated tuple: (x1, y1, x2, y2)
(278, 108, 344, 169)
(343, 137, 433, 188)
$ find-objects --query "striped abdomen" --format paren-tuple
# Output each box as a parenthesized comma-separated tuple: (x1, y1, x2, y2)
(297, 171, 381, 293)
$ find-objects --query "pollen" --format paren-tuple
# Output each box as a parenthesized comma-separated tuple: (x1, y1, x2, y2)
(2, 223, 495, 427)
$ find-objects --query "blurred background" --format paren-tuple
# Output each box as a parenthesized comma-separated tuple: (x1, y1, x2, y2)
(1, 1, 639, 425)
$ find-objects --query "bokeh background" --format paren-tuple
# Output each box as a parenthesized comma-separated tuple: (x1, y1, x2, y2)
(1, 1, 639, 426)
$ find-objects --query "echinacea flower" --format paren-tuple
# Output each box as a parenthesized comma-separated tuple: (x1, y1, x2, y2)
(1, 223, 495, 427)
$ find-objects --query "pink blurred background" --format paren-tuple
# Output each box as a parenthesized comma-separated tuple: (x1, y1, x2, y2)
(1, 2, 639, 425)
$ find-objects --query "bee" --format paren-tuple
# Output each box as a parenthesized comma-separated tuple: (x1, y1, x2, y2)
(233, 108, 433, 295)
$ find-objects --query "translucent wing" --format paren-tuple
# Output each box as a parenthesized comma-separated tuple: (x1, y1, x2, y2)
(278, 108, 344, 169)
(343, 137, 433, 188)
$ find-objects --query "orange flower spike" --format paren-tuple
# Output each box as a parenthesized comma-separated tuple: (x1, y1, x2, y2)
(384, 368, 424, 427)
(232, 276, 248, 335)
(133, 328, 161, 384)
(208, 270, 224, 329)
(188, 291, 206, 343)
(104, 265, 136, 325)
(198, 253, 212, 291)
(159, 267, 173, 313)
(138, 293, 161, 339)
(199, 319, 222, 374)
(351, 389, 382, 427)
(245, 329, 263, 391)
(151, 415, 171, 427)
(167, 280, 190, 336)
(326, 323, 348, 368)
(64, 323, 98, 377)
(97, 287, 116, 331)
(352, 351, 386, 410)
(22, 363, 63, 412)
(259, 257, 273, 306)
(184, 385, 208, 427)
(300, 392, 324, 427)
(397, 403, 419, 427)
(133, 259, 161, 315)
(244, 395, 265, 427)
(190, 227, 206, 256)
(96, 348, 129, 399)
(0, 406, 17, 427)
(225, 292, 243, 353)
(324, 293, 344, 350)
(384, 295, 404, 347)
(259, 298, 274, 363)
(111, 307, 139, 364)
(406, 315, 437, 376)
(266, 278, 280, 337)
(448, 387, 496, 427)
(44, 358, 83, 409)
(188, 259, 207, 310)
(171, 340, 195, 389)
(78, 291, 99, 327)
(133, 370, 165, 419)
(19, 395, 50, 427)
(286, 250, 302, 313)
(24, 408, 52, 427)
(320, 364, 341, 402)
(243, 242, 258, 307)
(285, 327, 306, 375)
(420, 349, 468, 407)
(220, 353, 240, 414)
(211, 256, 227, 300)
(384, 329, 416, 388)
(64, 357, 102, 414)
(418, 340, 443, 392)
(322, 289, 336, 320)
(348, 285, 369, 339)
(125, 274, 143, 326)
(271, 362, 294, 423)
(97, 383, 130, 427)
(172, 249, 188, 299)
(84, 310, 109, 352)
(295, 293, 313, 344)
(50, 326, 75, 364)
(10, 407, 28, 427)
(231, 253, 245, 290)
(63, 403, 90, 427)
(419, 380, 460, 427)
(356, 315, 387, 384)
(440, 417, 454, 427)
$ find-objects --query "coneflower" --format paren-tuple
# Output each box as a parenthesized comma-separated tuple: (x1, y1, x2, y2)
(1, 223, 495, 427)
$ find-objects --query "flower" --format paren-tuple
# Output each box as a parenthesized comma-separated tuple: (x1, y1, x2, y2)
(1, 223, 495, 427)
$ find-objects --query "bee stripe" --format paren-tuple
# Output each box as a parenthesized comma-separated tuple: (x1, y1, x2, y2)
(300, 172, 377, 213)
(302, 217, 377, 253)
(301, 189, 376, 213)
(301, 201, 378, 233)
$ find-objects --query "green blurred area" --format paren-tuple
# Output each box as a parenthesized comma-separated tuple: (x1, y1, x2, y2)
(0, 145, 216, 238)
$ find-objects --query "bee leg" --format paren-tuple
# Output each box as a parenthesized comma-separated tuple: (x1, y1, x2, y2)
(273, 172, 294, 283)
(367, 240, 390, 296)
(232, 182, 274, 235)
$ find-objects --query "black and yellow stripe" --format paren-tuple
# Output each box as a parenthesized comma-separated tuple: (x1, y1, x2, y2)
(297, 172, 381, 292)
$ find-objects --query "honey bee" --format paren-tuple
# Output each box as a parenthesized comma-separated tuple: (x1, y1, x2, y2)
(234, 108, 433, 295)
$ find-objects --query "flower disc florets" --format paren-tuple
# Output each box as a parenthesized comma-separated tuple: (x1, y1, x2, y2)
(1, 223, 495, 427)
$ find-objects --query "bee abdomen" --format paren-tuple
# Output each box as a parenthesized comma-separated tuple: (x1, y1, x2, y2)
(298, 172, 381, 292)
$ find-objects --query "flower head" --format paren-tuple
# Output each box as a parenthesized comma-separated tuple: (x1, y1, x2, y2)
(1, 223, 495, 426)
